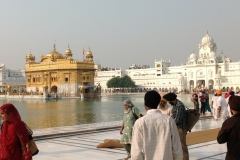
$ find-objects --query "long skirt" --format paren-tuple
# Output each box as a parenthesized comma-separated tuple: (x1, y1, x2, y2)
(205, 102, 212, 112)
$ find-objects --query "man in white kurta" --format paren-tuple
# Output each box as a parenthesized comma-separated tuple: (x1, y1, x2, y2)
(217, 90, 228, 120)
(131, 90, 183, 160)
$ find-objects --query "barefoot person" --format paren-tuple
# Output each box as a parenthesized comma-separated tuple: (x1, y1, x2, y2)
(120, 99, 142, 160)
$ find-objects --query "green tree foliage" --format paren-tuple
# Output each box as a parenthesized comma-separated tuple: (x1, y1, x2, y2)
(107, 75, 136, 88)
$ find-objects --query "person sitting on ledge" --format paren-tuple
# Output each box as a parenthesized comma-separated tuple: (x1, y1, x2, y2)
(217, 95, 240, 160)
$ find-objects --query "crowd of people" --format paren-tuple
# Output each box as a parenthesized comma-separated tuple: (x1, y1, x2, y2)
(0, 89, 239, 160)
(191, 89, 239, 120)
(120, 90, 240, 160)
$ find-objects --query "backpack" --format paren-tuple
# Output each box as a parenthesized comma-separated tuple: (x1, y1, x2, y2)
(185, 106, 200, 132)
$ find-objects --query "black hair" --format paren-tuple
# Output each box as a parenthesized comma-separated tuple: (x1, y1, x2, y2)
(144, 90, 161, 109)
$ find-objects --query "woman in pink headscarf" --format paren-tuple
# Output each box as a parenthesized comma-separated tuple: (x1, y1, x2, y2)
(0, 103, 32, 160)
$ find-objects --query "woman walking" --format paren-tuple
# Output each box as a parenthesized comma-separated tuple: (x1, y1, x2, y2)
(120, 99, 142, 160)
(0, 103, 32, 160)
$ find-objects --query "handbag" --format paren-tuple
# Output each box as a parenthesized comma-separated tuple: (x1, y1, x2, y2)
(25, 123, 39, 156)
(185, 106, 200, 132)
(28, 134, 39, 156)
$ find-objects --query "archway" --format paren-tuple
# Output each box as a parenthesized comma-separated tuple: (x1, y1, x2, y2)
(197, 80, 205, 89)
(189, 80, 194, 91)
(208, 79, 214, 90)
(51, 85, 57, 93)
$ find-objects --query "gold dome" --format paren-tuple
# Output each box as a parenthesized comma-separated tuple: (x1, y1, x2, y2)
(86, 47, 93, 58)
(65, 45, 73, 57)
(26, 50, 35, 61)
(45, 44, 64, 59)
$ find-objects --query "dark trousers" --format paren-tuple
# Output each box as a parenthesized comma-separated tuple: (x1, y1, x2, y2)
(200, 102, 206, 114)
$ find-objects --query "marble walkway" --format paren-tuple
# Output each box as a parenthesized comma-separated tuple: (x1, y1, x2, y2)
(32, 117, 227, 160)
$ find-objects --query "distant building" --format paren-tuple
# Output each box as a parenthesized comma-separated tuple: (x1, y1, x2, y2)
(0, 63, 26, 93)
(94, 64, 125, 90)
(129, 64, 150, 69)
(95, 32, 240, 92)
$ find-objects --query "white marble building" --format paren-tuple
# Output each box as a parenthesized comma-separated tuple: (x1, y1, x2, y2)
(94, 64, 126, 91)
(96, 32, 240, 92)
(0, 63, 26, 92)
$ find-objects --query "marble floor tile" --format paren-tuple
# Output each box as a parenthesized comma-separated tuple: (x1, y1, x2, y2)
(33, 118, 228, 160)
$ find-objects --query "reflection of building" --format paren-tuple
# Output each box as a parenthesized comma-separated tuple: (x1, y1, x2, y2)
(0, 63, 26, 93)
(96, 32, 240, 92)
(25, 45, 97, 97)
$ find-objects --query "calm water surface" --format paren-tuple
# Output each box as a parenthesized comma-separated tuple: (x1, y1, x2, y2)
(0, 94, 197, 129)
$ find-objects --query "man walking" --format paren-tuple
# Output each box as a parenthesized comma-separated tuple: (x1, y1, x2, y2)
(163, 93, 189, 160)
(131, 90, 183, 160)
(216, 90, 228, 120)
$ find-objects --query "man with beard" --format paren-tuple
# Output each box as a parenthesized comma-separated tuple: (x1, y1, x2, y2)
(158, 94, 173, 116)
(163, 93, 189, 160)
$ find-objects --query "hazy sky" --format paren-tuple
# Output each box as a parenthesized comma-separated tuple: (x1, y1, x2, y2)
(1, 1, 240, 70)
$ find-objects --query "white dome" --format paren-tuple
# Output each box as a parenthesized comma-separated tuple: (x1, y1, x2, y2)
(189, 52, 197, 59)
(209, 51, 215, 58)
(201, 33, 214, 44)
(220, 52, 225, 58)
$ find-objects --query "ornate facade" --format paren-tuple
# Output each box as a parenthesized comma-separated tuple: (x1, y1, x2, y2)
(25, 45, 98, 97)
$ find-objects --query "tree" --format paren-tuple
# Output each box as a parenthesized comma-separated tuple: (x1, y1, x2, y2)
(107, 75, 136, 88)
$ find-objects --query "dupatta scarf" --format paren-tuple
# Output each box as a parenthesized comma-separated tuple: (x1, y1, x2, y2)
(0, 103, 32, 160)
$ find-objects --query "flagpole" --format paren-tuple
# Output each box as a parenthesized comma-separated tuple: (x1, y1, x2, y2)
(82, 48, 84, 61)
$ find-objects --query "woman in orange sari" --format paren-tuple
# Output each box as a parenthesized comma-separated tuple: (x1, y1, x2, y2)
(0, 103, 32, 160)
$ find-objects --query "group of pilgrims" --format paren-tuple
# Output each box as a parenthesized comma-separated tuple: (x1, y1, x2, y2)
(0, 89, 240, 160)
(120, 90, 240, 160)
(192, 88, 240, 120)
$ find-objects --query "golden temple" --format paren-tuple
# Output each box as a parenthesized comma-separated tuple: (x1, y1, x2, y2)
(25, 44, 100, 98)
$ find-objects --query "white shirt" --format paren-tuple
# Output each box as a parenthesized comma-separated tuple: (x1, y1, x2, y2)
(212, 96, 219, 109)
(131, 109, 183, 160)
(217, 96, 227, 108)
(158, 103, 173, 116)
(226, 95, 233, 117)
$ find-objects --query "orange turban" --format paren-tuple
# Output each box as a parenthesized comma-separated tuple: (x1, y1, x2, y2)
(217, 90, 222, 95)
